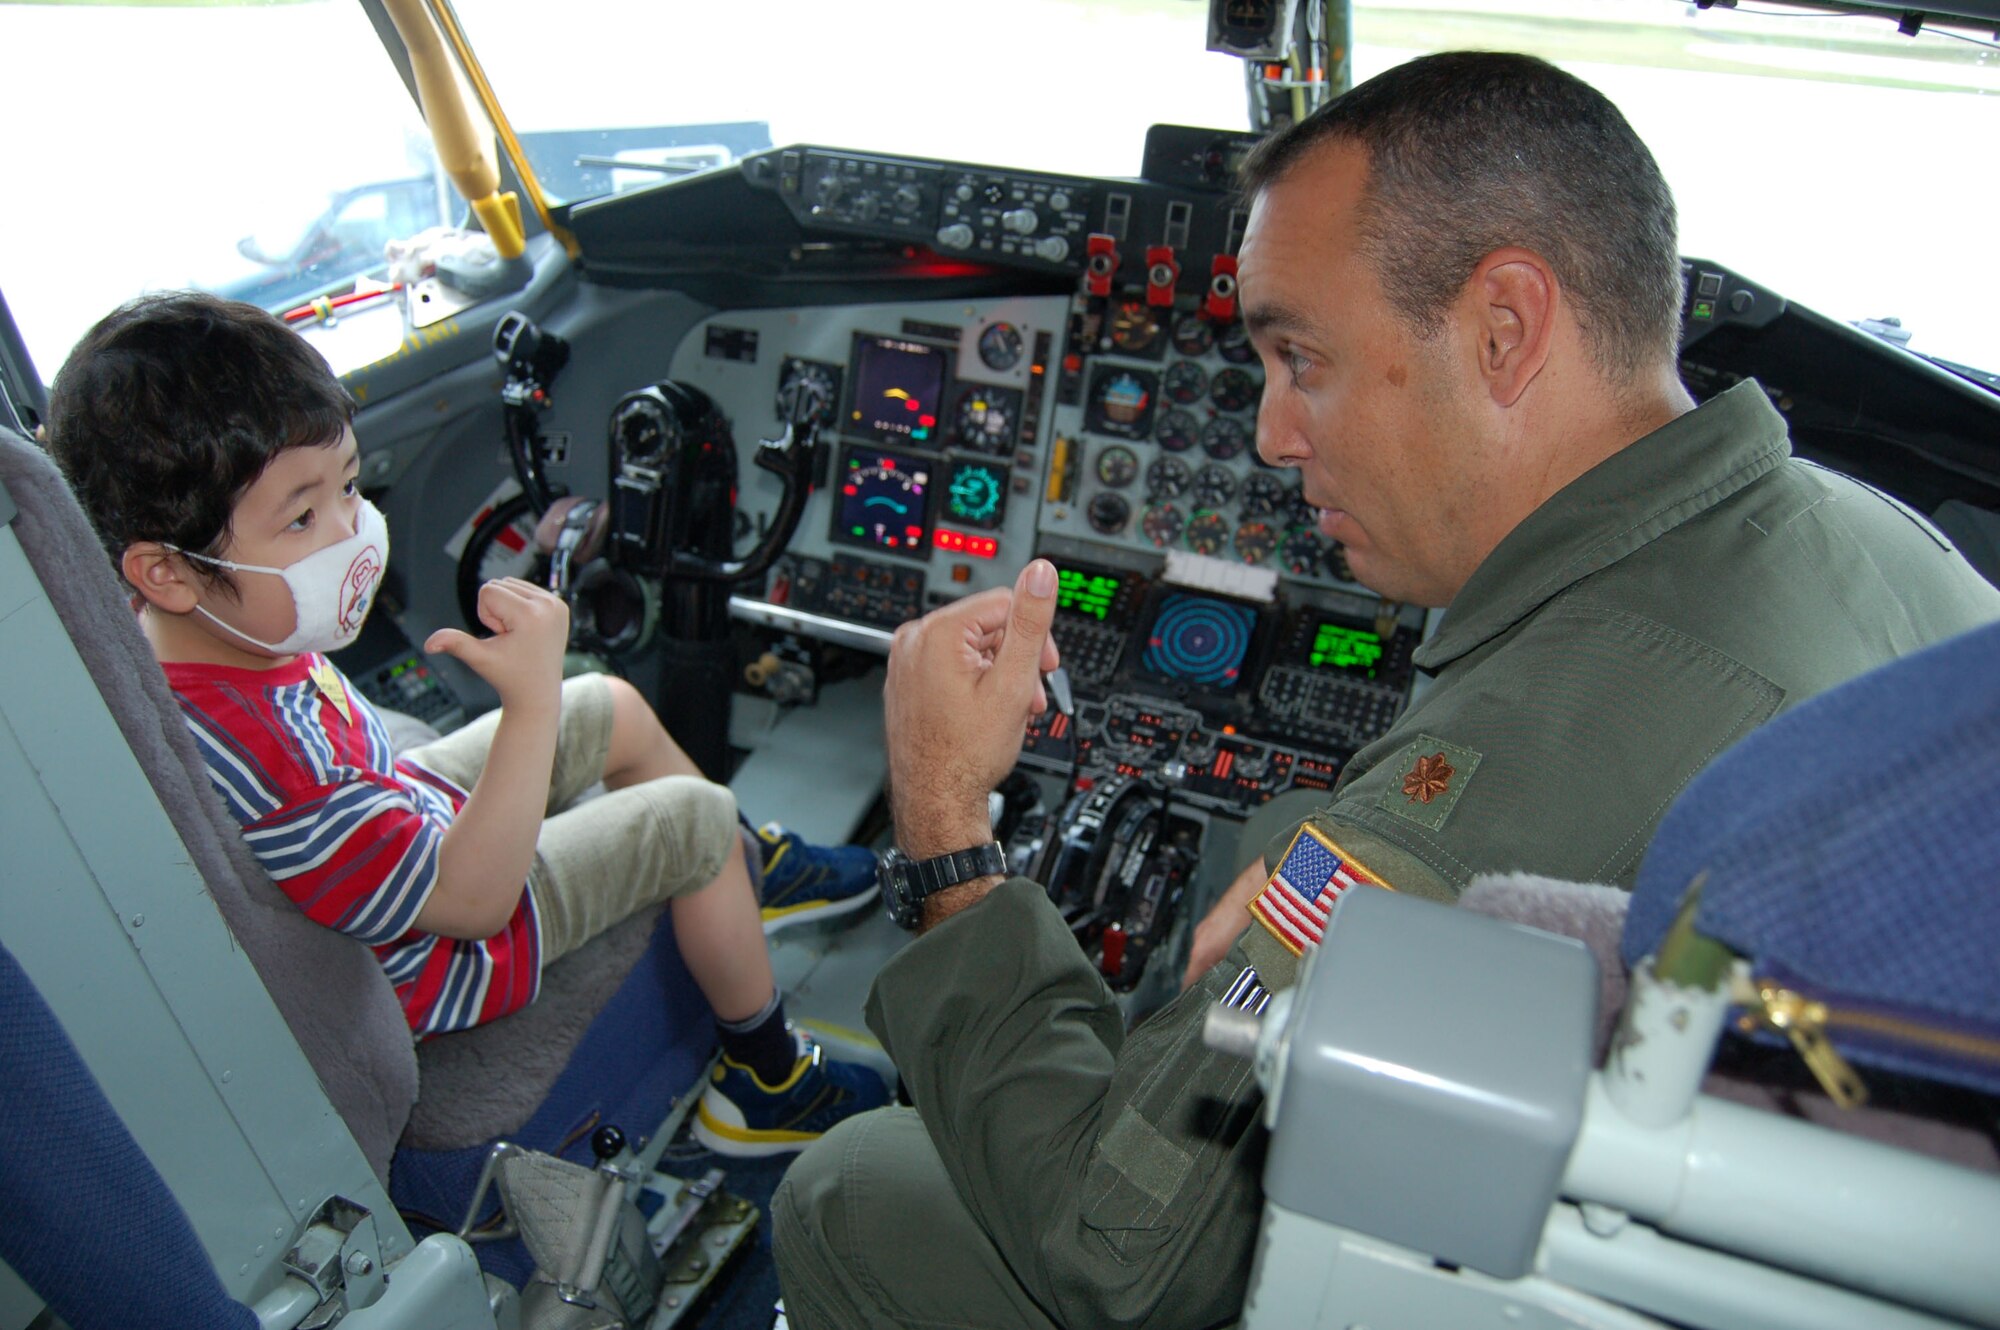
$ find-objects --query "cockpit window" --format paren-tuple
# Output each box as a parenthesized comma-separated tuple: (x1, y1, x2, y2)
(2, 1, 1995, 384)
(0, 0, 447, 386)
(452, 0, 2000, 375)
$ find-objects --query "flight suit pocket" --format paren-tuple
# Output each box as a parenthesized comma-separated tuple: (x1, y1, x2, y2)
(1077, 986, 1259, 1263)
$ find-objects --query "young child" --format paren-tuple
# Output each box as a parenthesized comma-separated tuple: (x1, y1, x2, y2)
(47, 291, 886, 1156)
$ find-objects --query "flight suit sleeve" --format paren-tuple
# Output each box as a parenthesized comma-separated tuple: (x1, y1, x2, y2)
(866, 824, 1448, 1329)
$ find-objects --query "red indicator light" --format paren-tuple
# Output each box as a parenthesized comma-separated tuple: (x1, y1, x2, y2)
(906, 525, 923, 538)
(843, 484, 858, 495)
(919, 414, 936, 428)
(968, 536, 997, 559)
(904, 398, 921, 412)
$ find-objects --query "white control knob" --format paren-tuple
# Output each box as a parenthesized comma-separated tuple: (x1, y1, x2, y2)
(1049, 190, 1072, 212)
(1001, 207, 1039, 235)
(935, 223, 975, 250)
(1034, 235, 1070, 263)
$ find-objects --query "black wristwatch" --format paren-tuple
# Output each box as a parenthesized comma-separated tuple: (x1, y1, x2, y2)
(879, 841, 1008, 930)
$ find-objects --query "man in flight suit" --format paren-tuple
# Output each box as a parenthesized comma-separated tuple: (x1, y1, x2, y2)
(774, 51, 2000, 1330)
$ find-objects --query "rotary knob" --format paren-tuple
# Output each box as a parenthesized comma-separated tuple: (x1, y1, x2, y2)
(1034, 236, 1070, 263)
(894, 185, 922, 214)
(1001, 207, 1039, 236)
(936, 222, 974, 250)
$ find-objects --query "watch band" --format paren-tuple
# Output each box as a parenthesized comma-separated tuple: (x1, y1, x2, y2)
(882, 840, 1008, 929)
(905, 841, 1008, 897)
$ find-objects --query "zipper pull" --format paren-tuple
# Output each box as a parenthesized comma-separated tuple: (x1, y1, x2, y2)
(1738, 980, 1870, 1108)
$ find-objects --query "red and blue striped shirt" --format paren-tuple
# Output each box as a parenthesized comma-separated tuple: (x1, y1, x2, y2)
(164, 654, 540, 1038)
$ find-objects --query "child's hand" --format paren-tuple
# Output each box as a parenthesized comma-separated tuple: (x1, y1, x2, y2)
(424, 578, 569, 711)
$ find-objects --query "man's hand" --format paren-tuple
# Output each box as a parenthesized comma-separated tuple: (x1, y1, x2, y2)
(1181, 855, 1267, 989)
(885, 559, 1060, 862)
(424, 578, 569, 713)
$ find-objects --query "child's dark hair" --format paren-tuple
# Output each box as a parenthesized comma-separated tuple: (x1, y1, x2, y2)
(46, 291, 357, 593)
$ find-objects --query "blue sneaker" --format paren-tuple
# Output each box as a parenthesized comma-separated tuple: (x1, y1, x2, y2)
(755, 821, 879, 934)
(692, 1031, 891, 1157)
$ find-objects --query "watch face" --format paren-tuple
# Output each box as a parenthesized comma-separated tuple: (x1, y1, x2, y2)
(880, 851, 923, 929)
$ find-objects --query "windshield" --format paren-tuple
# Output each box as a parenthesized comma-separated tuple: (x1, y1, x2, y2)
(3, 0, 1996, 385)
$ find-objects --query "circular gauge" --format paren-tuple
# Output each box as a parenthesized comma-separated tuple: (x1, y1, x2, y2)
(1327, 542, 1357, 583)
(978, 322, 1024, 372)
(1171, 313, 1215, 358)
(1201, 417, 1251, 461)
(456, 492, 544, 632)
(946, 460, 1008, 529)
(1234, 521, 1277, 565)
(1085, 364, 1158, 440)
(1217, 320, 1257, 364)
(1155, 408, 1199, 453)
(1163, 360, 1208, 405)
(612, 393, 680, 463)
(1088, 492, 1132, 535)
(1186, 511, 1230, 556)
(1146, 454, 1191, 500)
(1281, 526, 1325, 576)
(1240, 471, 1287, 518)
(775, 357, 840, 427)
(1285, 486, 1319, 528)
(838, 454, 930, 552)
(951, 385, 1022, 453)
(1142, 503, 1186, 548)
(1210, 367, 1259, 413)
(1193, 464, 1237, 510)
(1095, 444, 1139, 489)
(1108, 300, 1165, 356)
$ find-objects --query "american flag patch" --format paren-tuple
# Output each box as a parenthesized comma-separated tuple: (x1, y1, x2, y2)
(1220, 965, 1270, 1015)
(1246, 822, 1391, 956)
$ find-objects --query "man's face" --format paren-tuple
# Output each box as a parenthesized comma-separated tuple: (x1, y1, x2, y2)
(1240, 143, 1486, 608)
(190, 427, 364, 652)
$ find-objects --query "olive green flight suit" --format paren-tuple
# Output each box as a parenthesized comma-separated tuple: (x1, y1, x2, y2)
(773, 382, 2000, 1329)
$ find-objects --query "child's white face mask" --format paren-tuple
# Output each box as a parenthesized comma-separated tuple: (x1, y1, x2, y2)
(169, 499, 390, 655)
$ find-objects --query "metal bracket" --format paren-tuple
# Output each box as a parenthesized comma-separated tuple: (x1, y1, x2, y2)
(282, 1195, 390, 1328)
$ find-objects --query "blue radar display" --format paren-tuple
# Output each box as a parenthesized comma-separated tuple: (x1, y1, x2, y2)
(1141, 592, 1256, 690)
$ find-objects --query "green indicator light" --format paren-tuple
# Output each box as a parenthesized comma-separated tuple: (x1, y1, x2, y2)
(852, 525, 865, 536)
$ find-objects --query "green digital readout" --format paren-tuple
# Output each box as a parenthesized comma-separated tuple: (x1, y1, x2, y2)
(1058, 569, 1121, 621)
(1308, 623, 1385, 676)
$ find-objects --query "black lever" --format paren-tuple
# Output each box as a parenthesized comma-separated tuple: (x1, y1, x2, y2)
(493, 311, 571, 515)
(666, 412, 821, 584)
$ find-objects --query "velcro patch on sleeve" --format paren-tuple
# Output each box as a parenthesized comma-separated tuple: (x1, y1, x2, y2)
(1378, 734, 1482, 832)
(1246, 822, 1391, 956)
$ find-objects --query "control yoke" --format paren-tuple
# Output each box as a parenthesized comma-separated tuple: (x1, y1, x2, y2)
(668, 378, 823, 585)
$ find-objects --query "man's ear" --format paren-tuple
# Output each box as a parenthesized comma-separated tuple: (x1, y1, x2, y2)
(1466, 248, 1556, 408)
(121, 542, 201, 614)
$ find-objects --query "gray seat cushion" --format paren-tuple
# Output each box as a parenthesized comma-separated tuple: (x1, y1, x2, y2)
(403, 904, 665, 1151)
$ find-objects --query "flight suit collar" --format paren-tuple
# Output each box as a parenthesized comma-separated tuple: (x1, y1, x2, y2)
(1415, 380, 1792, 672)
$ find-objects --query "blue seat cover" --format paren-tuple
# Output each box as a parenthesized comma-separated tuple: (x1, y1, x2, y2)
(1624, 619, 2000, 1094)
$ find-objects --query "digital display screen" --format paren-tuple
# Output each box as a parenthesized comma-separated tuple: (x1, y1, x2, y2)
(1140, 592, 1257, 691)
(1306, 622, 1387, 678)
(1057, 568, 1122, 621)
(832, 447, 931, 555)
(845, 333, 950, 445)
(943, 459, 1008, 530)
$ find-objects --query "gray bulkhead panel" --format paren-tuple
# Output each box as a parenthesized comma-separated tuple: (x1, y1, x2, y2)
(0, 518, 406, 1310)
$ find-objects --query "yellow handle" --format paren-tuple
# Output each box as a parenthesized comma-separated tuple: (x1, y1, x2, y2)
(380, 0, 525, 259)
